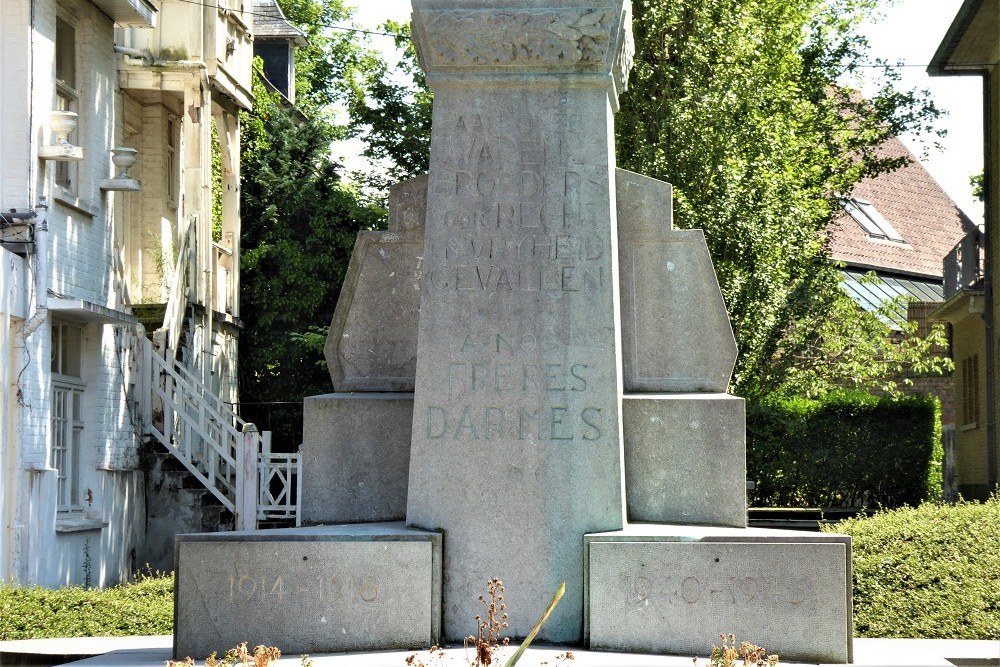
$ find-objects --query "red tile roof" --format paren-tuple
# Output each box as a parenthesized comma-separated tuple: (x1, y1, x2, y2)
(827, 136, 976, 278)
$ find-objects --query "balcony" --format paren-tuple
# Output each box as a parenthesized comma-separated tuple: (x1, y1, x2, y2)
(116, 0, 253, 110)
(943, 226, 985, 300)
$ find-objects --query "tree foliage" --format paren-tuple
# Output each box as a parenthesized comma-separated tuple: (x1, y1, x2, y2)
(615, 0, 945, 397)
(344, 20, 432, 197)
(238, 2, 383, 404)
(269, 0, 365, 115)
(778, 274, 951, 397)
(256, 0, 950, 401)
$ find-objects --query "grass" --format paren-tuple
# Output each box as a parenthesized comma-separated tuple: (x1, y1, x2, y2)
(0, 571, 173, 641)
(826, 495, 1000, 640)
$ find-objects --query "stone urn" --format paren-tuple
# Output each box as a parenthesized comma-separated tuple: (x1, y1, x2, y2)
(49, 111, 78, 145)
(111, 147, 138, 179)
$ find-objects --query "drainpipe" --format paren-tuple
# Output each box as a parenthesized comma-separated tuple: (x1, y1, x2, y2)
(113, 45, 153, 64)
(21, 197, 49, 340)
(983, 71, 997, 493)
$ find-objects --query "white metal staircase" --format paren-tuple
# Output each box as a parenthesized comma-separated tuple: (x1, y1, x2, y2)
(138, 218, 300, 530)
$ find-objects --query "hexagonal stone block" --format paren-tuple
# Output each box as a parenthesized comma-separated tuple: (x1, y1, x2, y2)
(616, 169, 737, 392)
(324, 176, 426, 391)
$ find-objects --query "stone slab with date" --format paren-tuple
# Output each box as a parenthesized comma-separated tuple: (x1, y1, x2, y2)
(173, 524, 441, 658)
(585, 525, 852, 664)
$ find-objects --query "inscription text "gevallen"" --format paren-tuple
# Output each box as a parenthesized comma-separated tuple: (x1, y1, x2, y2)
(427, 264, 605, 293)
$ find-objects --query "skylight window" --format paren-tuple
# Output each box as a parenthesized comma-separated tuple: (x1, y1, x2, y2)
(841, 198, 905, 242)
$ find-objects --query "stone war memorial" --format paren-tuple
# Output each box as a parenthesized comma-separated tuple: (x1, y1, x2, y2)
(174, 0, 854, 663)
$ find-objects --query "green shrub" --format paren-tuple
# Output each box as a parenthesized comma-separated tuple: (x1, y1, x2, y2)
(0, 572, 174, 640)
(748, 391, 941, 508)
(827, 497, 1000, 639)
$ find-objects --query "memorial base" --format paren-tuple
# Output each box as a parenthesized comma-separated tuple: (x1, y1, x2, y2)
(173, 524, 441, 659)
(623, 394, 746, 527)
(585, 524, 853, 664)
(301, 394, 414, 524)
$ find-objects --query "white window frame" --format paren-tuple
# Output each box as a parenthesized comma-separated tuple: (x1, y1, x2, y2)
(52, 382, 85, 511)
(54, 15, 80, 195)
(51, 321, 86, 512)
(841, 198, 905, 243)
(166, 115, 179, 208)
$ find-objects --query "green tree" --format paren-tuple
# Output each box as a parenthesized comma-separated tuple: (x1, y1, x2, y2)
(615, 0, 944, 397)
(344, 20, 432, 197)
(336, 0, 951, 398)
(971, 172, 984, 202)
(778, 275, 950, 397)
(239, 1, 383, 407)
(270, 0, 371, 115)
(239, 73, 382, 404)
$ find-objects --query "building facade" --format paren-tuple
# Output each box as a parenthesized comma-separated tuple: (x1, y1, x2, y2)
(929, 0, 1000, 501)
(828, 134, 975, 437)
(0, 0, 252, 586)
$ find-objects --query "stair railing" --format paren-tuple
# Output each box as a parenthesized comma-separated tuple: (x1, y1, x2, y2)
(257, 432, 302, 525)
(145, 335, 260, 529)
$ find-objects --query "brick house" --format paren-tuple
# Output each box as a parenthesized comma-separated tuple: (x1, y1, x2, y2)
(828, 135, 976, 447)
(928, 0, 1000, 500)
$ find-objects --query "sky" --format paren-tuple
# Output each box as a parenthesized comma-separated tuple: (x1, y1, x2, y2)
(343, 0, 985, 220)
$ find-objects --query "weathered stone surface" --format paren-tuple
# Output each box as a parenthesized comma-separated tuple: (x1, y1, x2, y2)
(586, 525, 852, 664)
(324, 176, 426, 392)
(405, 0, 633, 643)
(411, 4, 633, 105)
(623, 394, 745, 527)
(616, 171, 737, 392)
(174, 524, 441, 659)
(389, 173, 429, 231)
(301, 394, 413, 524)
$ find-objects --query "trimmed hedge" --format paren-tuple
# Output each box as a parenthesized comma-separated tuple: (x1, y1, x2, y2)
(828, 497, 1000, 639)
(0, 572, 173, 640)
(748, 391, 942, 508)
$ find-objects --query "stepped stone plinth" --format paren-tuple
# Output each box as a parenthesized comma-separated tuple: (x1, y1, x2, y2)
(173, 0, 853, 661)
(300, 394, 414, 524)
(623, 394, 746, 527)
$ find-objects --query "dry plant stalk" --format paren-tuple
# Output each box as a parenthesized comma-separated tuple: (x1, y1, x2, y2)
(465, 578, 510, 666)
(165, 642, 282, 667)
(405, 644, 447, 667)
(692, 634, 779, 667)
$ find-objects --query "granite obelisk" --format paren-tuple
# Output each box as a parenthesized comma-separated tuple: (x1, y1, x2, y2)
(406, 0, 634, 642)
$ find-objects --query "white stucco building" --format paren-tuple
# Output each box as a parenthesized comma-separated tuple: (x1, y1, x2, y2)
(0, 0, 254, 587)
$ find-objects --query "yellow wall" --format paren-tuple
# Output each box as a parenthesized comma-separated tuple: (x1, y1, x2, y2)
(952, 312, 990, 496)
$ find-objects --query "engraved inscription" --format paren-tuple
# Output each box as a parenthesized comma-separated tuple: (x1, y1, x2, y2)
(424, 404, 603, 442)
(228, 573, 379, 605)
(417, 321, 611, 442)
(621, 571, 811, 608)
(426, 111, 608, 294)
